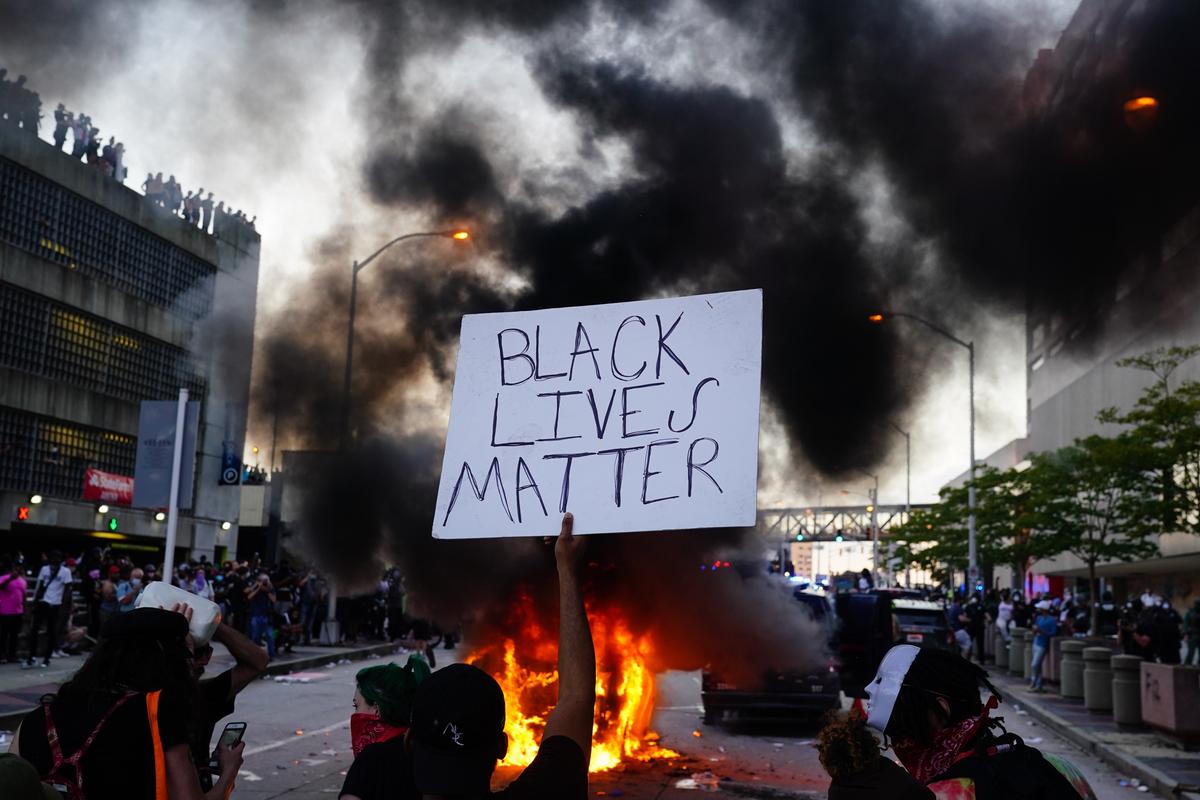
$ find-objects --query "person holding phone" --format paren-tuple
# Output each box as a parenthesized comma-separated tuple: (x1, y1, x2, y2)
(12, 605, 244, 799)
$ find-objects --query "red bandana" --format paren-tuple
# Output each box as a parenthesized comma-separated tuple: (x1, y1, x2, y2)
(350, 713, 407, 758)
(892, 695, 999, 784)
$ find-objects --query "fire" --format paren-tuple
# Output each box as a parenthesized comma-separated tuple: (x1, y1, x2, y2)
(467, 592, 679, 772)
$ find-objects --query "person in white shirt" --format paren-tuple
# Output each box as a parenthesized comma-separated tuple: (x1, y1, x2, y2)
(23, 550, 72, 668)
(996, 592, 1014, 641)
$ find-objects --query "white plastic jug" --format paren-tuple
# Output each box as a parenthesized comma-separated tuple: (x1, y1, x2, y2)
(134, 581, 223, 645)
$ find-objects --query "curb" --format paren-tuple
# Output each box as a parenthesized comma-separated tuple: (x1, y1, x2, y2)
(996, 679, 1181, 799)
(0, 641, 413, 733)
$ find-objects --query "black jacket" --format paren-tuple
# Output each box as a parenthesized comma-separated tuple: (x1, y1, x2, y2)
(828, 757, 934, 800)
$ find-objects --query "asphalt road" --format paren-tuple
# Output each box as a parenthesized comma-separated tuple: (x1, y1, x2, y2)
(216, 651, 1137, 799)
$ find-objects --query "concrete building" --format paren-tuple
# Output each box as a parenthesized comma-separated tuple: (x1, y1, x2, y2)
(0, 122, 260, 564)
(944, 0, 1200, 602)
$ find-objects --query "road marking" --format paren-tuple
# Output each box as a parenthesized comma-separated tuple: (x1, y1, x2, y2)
(238, 770, 263, 782)
(657, 705, 705, 711)
(243, 719, 350, 757)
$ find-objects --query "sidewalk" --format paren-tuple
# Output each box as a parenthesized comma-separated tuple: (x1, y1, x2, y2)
(989, 671, 1200, 799)
(0, 637, 418, 732)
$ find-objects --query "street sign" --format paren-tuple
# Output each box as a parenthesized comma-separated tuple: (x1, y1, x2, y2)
(434, 289, 763, 539)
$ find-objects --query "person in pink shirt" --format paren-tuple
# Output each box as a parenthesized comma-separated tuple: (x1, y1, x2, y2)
(0, 556, 27, 663)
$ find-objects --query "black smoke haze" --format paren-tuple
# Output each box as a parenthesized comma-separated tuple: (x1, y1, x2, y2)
(5, 0, 1199, 673)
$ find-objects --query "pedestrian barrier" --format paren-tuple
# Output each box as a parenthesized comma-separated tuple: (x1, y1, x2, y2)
(1023, 629, 1035, 681)
(1083, 646, 1114, 711)
(994, 630, 1009, 669)
(1111, 654, 1143, 726)
(1059, 640, 1086, 699)
(1009, 627, 1027, 677)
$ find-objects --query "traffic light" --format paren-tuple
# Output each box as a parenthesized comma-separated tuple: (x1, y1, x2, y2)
(835, 534, 844, 542)
(795, 533, 804, 541)
(107, 516, 119, 532)
(16, 506, 30, 521)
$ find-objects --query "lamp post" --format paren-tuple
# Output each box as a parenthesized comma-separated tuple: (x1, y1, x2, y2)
(323, 228, 469, 645)
(341, 229, 470, 449)
(889, 423, 911, 587)
(870, 311, 976, 588)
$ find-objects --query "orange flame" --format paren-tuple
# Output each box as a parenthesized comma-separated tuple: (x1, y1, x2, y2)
(467, 593, 678, 772)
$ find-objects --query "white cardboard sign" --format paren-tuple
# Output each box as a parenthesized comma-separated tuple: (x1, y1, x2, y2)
(433, 289, 762, 538)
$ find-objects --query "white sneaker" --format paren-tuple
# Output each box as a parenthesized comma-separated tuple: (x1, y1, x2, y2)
(51, 650, 68, 659)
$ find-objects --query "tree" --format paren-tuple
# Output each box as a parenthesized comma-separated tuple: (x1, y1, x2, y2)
(1028, 433, 1162, 632)
(970, 465, 1068, 593)
(1098, 345, 1200, 532)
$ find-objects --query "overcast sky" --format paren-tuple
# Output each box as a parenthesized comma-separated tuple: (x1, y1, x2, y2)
(2, 0, 1080, 509)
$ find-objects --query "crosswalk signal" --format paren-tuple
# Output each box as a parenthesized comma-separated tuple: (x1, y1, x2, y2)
(17, 506, 30, 521)
(107, 517, 119, 532)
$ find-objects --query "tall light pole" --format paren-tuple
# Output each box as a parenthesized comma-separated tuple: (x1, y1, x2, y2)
(889, 423, 910, 587)
(870, 312, 976, 588)
(323, 228, 469, 645)
(340, 229, 470, 449)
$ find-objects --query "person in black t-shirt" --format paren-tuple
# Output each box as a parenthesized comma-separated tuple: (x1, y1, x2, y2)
(13, 606, 244, 800)
(407, 513, 593, 800)
(190, 620, 269, 790)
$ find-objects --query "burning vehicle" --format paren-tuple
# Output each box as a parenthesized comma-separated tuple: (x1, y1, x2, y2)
(701, 583, 840, 726)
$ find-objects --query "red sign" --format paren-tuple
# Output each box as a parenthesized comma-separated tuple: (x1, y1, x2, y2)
(17, 506, 30, 521)
(82, 468, 135, 505)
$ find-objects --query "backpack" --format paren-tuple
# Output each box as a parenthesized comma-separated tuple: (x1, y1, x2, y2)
(40, 691, 165, 800)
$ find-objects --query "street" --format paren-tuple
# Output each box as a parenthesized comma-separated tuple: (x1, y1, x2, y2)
(219, 650, 1135, 799)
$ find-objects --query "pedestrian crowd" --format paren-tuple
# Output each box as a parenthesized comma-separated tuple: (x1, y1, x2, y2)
(0, 67, 256, 239)
(140, 172, 256, 236)
(0, 513, 593, 800)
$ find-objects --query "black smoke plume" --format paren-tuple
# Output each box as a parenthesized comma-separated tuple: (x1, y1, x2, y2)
(6, 0, 1200, 674)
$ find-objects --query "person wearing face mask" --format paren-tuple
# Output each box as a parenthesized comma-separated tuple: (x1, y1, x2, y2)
(117, 567, 144, 613)
(862, 645, 1096, 799)
(339, 655, 431, 800)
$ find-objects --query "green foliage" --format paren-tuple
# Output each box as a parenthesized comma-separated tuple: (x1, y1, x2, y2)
(1098, 345, 1200, 532)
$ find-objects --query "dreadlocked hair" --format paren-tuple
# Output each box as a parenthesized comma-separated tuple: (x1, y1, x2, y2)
(817, 710, 883, 780)
(885, 647, 1003, 745)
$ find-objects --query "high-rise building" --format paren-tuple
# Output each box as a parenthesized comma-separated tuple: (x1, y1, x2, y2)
(0, 122, 259, 564)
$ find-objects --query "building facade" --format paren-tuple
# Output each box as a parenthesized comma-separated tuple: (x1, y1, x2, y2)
(0, 122, 259, 564)
(952, 0, 1200, 602)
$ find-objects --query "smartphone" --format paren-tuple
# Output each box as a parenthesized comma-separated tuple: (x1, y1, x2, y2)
(208, 722, 247, 770)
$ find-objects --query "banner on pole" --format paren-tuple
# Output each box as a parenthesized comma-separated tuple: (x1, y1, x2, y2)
(133, 400, 200, 509)
(433, 289, 762, 539)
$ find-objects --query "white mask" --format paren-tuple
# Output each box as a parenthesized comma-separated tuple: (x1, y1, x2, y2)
(865, 644, 920, 733)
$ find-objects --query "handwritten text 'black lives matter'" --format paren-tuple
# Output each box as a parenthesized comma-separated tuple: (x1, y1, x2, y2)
(441, 311, 726, 526)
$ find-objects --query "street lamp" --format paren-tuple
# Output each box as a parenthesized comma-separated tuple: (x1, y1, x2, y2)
(870, 311, 977, 587)
(340, 229, 471, 449)
(330, 228, 470, 645)
(889, 423, 911, 588)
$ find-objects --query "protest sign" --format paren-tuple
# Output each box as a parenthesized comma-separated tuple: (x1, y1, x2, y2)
(433, 289, 762, 538)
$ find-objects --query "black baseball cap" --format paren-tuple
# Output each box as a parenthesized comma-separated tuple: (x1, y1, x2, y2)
(409, 663, 507, 795)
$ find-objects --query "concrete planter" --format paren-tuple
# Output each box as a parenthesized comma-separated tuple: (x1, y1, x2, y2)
(1083, 646, 1114, 711)
(1024, 630, 1035, 681)
(1111, 654, 1143, 727)
(1047, 636, 1063, 684)
(1141, 662, 1200, 742)
(994, 630, 1009, 669)
(1009, 628, 1027, 676)
(1060, 639, 1086, 699)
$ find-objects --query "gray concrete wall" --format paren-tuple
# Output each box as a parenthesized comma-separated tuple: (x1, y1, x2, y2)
(0, 122, 260, 560)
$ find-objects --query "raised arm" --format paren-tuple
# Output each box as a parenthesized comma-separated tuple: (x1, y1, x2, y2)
(212, 621, 269, 696)
(542, 513, 596, 764)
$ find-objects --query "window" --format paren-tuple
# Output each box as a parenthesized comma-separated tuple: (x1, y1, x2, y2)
(0, 282, 205, 402)
(0, 406, 136, 499)
(0, 157, 216, 319)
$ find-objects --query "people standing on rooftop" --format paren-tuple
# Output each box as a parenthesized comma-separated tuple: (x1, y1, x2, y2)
(52, 103, 69, 150)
